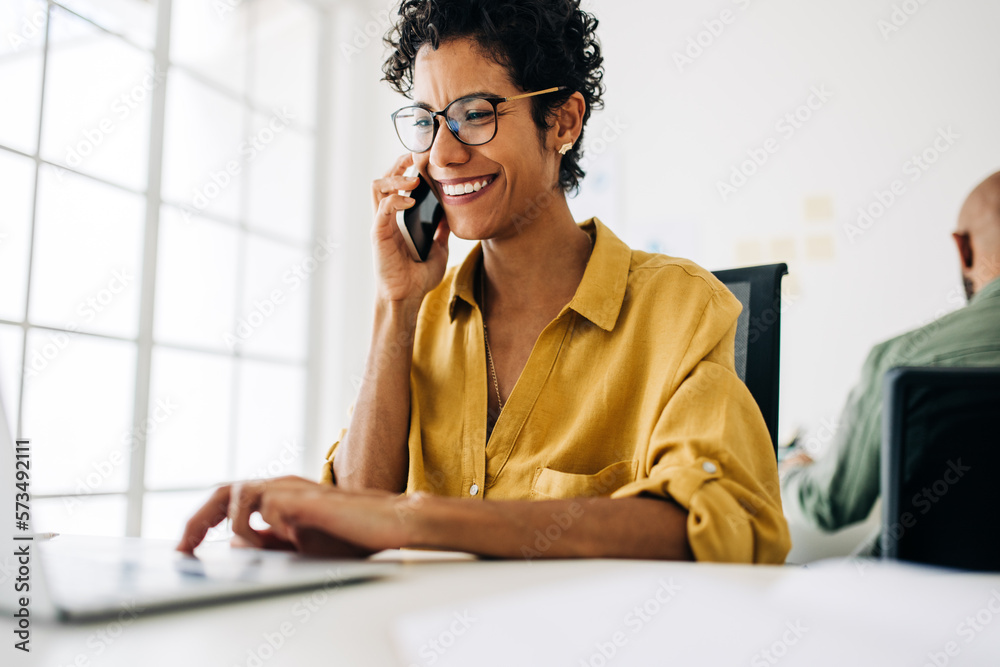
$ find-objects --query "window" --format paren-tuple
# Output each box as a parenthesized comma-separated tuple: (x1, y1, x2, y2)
(0, 0, 327, 539)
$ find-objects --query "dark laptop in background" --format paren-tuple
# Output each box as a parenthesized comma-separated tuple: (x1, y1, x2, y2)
(881, 366, 1000, 571)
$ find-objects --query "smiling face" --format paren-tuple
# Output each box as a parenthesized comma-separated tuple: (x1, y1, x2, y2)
(410, 37, 563, 241)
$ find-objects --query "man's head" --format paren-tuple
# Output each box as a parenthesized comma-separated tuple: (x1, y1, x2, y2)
(953, 171, 1000, 300)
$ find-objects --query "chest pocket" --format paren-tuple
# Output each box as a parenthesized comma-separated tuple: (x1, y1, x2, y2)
(530, 460, 637, 500)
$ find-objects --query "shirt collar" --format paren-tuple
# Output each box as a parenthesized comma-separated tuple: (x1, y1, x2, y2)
(447, 217, 632, 331)
(971, 274, 1000, 305)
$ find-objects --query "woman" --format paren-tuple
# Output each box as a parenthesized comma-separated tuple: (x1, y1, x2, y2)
(179, 0, 790, 563)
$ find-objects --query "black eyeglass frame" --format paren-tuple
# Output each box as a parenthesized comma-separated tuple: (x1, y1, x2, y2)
(390, 86, 569, 153)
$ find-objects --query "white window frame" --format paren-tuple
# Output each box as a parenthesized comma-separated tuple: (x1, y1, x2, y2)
(1, 0, 332, 536)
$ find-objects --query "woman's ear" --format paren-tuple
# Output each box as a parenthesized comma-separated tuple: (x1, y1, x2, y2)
(551, 91, 586, 153)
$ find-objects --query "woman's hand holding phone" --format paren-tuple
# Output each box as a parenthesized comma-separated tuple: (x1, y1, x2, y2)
(370, 153, 450, 308)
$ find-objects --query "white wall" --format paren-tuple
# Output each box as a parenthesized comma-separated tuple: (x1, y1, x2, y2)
(587, 0, 999, 443)
(314, 0, 1000, 555)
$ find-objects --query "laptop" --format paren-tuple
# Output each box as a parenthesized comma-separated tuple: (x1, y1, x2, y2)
(0, 380, 397, 622)
(880, 366, 1000, 570)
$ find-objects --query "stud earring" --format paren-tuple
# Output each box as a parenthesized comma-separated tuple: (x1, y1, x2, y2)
(558, 142, 573, 155)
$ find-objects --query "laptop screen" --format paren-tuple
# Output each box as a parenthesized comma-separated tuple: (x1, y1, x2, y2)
(884, 367, 1000, 571)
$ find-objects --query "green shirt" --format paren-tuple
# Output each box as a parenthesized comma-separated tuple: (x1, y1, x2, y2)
(783, 276, 1000, 531)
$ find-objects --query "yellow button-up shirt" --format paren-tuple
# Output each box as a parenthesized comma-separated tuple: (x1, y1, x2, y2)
(322, 218, 790, 564)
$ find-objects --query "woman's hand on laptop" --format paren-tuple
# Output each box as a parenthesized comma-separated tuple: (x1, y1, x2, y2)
(176, 476, 414, 558)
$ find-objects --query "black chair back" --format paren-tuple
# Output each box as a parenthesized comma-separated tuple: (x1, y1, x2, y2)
(711, 263, 788, 458)
(881, 366, 1000, 571)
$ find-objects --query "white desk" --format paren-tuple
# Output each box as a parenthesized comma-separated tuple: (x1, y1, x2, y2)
(4, 537, 1000, 667)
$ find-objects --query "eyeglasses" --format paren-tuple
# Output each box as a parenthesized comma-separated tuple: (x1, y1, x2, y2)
(391, 86, 568, 153)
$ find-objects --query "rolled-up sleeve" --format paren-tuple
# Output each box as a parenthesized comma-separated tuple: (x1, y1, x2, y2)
(318, 428, 346, 485)
(319, 401, 359, 485)
(612, 328, 791, 564)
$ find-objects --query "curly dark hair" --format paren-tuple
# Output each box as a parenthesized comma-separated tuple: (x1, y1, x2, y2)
(382, 0, 605, 194)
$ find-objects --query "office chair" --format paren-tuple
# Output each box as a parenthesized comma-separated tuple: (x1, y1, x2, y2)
(711, 263, 788, 459)
(881, 367, 1000, 571)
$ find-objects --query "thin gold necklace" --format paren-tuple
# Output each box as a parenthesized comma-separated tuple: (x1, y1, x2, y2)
(480, 266, 503, 414)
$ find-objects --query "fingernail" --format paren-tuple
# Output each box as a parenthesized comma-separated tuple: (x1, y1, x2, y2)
(404, 196, 414, 203)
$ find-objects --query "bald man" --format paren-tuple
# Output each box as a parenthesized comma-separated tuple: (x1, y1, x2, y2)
(781, 171, 1000, 536)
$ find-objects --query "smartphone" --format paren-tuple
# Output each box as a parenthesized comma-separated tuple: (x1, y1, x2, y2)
(396, 165, 444, 262)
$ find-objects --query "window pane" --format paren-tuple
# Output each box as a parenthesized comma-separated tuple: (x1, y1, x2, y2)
(22, 330, 135, 495)
(161, 69, 245, 223)
(234, 358, 305, 480)
(57, 0, 157, 51)
(237, 236, 310, 360)
(0, 149, 35, 321)
(154, 206, 240, 351)
(0, 0, 45, 154)
(41, 5, 153, 191)
(250, 0, 318, 129)
(170, 0, 247, 95)
(0, 323, 24, 436)
(142, 489, 217, 540)
(145, 347, 233, 490)
(246, 119, 313, 243)
(33, 494, 126, 537)
(30, 168, 144, 338)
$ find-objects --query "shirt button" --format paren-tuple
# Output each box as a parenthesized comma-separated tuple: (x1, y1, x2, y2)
(469, 483, 480, 496)
(702, 461, 718, 474)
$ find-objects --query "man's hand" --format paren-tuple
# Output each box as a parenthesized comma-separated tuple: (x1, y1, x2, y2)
(176, 476, 414, 558)
(779, 450, 814, 477)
